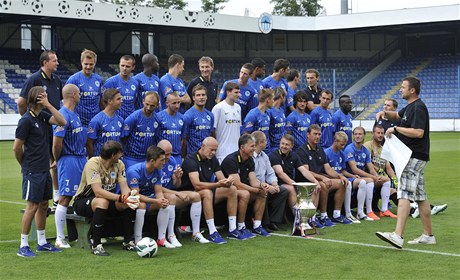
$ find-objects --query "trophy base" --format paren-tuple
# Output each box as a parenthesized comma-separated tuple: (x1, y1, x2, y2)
(292, 225, 318, 237)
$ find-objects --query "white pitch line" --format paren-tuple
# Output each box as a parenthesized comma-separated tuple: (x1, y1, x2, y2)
(271, 233, 460, 257)
(0, 200, 25, 205)
(0, 239, 20, 243)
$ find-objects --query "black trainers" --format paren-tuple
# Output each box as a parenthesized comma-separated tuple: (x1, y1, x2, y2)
(122, 241, 136, 251)
(92, 244, 109, 256)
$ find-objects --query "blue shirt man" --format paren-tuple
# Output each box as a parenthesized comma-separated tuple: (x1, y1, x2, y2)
(157, 93, 184, 164)
(333, 95, 354, 145)
(243, 107, 271, 153)
(87, 112, 123, 157)
(267, 106, 286, 153)
(159, 73, 187, 112)
(310, 90, 335, 148)
(325, 146, 346, 173)
(127, 162, 163, 198)
(344, 142, 371, 173)
(286, 110, 311, 151)
(134, 72, 160, 110)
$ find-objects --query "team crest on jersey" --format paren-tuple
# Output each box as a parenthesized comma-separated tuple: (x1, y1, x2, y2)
(206, 115, 211, 121)
(110, 172, 116, 179)
(130, 178, 138, 185)
(151, 178, 157, 183)
(245, 91, 250, 97)
(118, 121, 122, 127)
(131, 85, 136, 91)
(88, 127, 94, 133)
(168, 165, 173, 171)
(154, 122, 158, 128)
(179, 120, 183, 126)
(90, 171, 99, 181)
(34, 122, 39, 128)
(362, 153, 366, 159)
(95, 81, 100, 87)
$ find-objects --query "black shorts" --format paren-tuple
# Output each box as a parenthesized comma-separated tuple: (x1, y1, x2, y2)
(22, 171, 52, 202)
(73, 197, 119, 218)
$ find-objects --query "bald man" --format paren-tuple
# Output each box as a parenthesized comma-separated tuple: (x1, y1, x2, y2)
(134, 53, 160, 110)
(52, 84, 87, 248)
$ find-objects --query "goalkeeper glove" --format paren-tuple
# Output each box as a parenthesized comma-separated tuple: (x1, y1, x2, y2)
(118, 189, 140, 210)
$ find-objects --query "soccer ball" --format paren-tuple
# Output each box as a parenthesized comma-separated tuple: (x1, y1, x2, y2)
(0, 0, 11, 11)
(58, 1, 69, 15)
(130, 8, 139, 19)
(135, 237, 158, 258)
(84, 3, 94, 16)
(147, 14, 154, 22)
(31, 0, 43, 14)
(76, 8, 82, 17)
(163, 11, 172, 22)
(204, 15, 215, 27)
(184, 11, 198, 23)
(116, 6, 126, 19)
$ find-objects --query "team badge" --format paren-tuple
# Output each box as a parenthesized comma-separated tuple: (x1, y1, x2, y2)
(168, 165, 173, 171)
(362, 153, 366, 158)
(35, 122, 39, 128)
(90, 171, 99, 181)
(110, 172, 116, 179)
(130, 178, 138, 185)
(206, 115, 211, 120)
(131, 85, 136, 91)
(95, 81, 100, 87)
(179, 120, 183, 126)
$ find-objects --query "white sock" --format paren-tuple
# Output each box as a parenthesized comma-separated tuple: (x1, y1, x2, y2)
(380, 181, 391, 212)
(157, 207, 169, 240)
(292, 203, 299, 214)
(37, 229, 46, 246)
(167, 205, 176, 237)
(344, 181, 352, 216)
(134, 209, 146, 244)
(333, 210, 341, 219)
(228, 216, 237, 232)
(237, 222, 246, 230)
(53, 190, 60, 202)
(320, 212, 328, 219)
(357, 180, 367, 217)
(190, 202, 202, 234)
(253, 220, 261, 228)
(55, 204, 67, 240)
(206, 219, 217, 234)
(20, 234, 29, 248)
(366, 182, 374, 214)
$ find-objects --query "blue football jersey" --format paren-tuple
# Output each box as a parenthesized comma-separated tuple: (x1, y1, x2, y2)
(267, 107, 286, 152)
(133, 72, 160, 110)
(344, 143, 371, 173)
(159, 73, 187, 113)
(332, 109, 353, 145)
(103, 74, 138, 120)
(87, 111, 123, 156)
(53, 107, 87, 156)
(122, 109, 160, 160)
(183, 107, 214, 154)
(242, 107, 271, 153)
(157, 109, 184, 156)
(325, 147, 346, 173)
(310, 106, 335, 148)
(161, 157, 180, 190)
(286, 110, 311, 150)
(127, 162, 162, 197)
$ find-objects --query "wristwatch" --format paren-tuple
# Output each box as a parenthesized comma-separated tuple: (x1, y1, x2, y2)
(394, 126, 398, 133)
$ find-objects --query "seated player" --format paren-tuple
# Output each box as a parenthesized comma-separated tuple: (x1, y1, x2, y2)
(72, 141, 140, 256)
(126, 145, 178, 248)
(269, 133, 321, 228)
(181, 137, 239, 244)
(344, 127, 394, 221)
(157, 140, 209, 245)
(221, 134, 270, 238)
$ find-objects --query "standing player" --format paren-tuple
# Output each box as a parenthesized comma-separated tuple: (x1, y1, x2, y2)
(332, 94, 353, 145)
(103, 55, 138, 120)
(159, 54, 190, 113)
(133, 53, 160, 110)
(14, 86, 66, 257)
(73, 141, 139, 256)
(374, 98, 400, 132)
(304, 69, 322, 114)
(248, 58, 266, 94)
(17, 50, 63, 209)
(310, 89, 335, 148)
(121, 91, 160, 169)
(212, 82, 242, 163)
(157, 92, 184, 164)
(86, 89, 123, 158)
(52, 84, 87, 249)
(376, 77, 435, 249)
(262, 58, 290, 92)
(183, 84, 214, 154)
(66, 49, 103, 127)
(285, 91, 311, 150)
(286, 69, 301, 114)
(242, 88, 274, 154)
(267, 88, 287, 153)
(219, 63, 257, 119)
(186, 56, 219, 111)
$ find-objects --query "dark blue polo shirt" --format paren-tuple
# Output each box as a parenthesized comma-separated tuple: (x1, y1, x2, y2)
(221, 151, 255, 185)
(15, 110, 52, 172)
(296, 143, 328, 174)
(269, 149, 303, 185)
(20, 69, 63, 111)
(186, 76, 219, 111)
(180, 151, 221, 191)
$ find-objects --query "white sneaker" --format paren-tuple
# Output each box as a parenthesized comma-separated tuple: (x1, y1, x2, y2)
(411, 206, 420, 218)
(408, 234, 436, 245)
(157, 238, 176, 248)
(55, 238, 71, 249)
(346, 215, 361, 224)
(168, 235, 183, 248)
(192, 232, 210, 244)
(359, 214, 374, 221)
(376, 231, 404, 249)
(431, 204, 447, 216)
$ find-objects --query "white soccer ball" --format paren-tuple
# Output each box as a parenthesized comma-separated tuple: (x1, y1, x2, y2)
(135, 237, 158, 258)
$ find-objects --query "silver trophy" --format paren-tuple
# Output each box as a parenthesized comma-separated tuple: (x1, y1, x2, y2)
(292, 182, 317, 236)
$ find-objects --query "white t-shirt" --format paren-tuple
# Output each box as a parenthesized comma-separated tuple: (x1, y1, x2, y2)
(212, 100, 241, 163)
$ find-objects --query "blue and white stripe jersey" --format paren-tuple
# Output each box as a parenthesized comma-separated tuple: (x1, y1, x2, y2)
(156, 109, 184, 156)
(87, 111, 123, 156)
(127, 162, 162, 197)
(53, 107, 87, 156)
(122, 109, 160, 160)
(103, 74, 138, 120)
(267, 106, 286, 153)
(133, 72, 160, 110)
(159, 73, 187, 113)
(344, 143, 371, 173)
(286, 110, 311, 150)
(66, 71, 103, 126)
(183, 106, 214, 154)
(248, 78, 264, 93)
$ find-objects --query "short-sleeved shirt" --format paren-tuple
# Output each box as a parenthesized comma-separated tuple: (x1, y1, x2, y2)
(133, 72, 160, 110)
(324, 147, 346, 173)
(66, 71, 103, 126)
(221, 151, 255, 185)
(20, 70, 63, 112)
(269, 149, 303, 185)
(159, 73, 187, 113)
(285, 110, 311, 150)
(262, 76, 289, 112)
(310, 106, 334, 148)
(53, 107, 87, 156)
(183, 107, 214, 154)
(375, 117, 400, 133)
(219, 79, 257, 119)
(161, 157, 180, 190)
(74, 157, 126, 200)
(212, 101, 241, 161)
(305, 86, 323, 113)
(87, 111, 123, 156)
(242, 107, 271, 153)
(332, 109, 353, 145)
(267, 107, 286, 152)
(248, 78, 264, 94)
(286, 86, 296, 110)
(15, 110, 52, 172)
(126, 162, 162, 197)
(344, 143, 371, 173)
(181, 152, 221, 191)
(156, 110, 184, 156)
(103, 74, 139, 120)
(122, 109, 159, 160)
(363, 140, 386, 171)
(186, 76, 219, 111)
(296, 143, 328, 174)
(397, 99, 430, 161)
